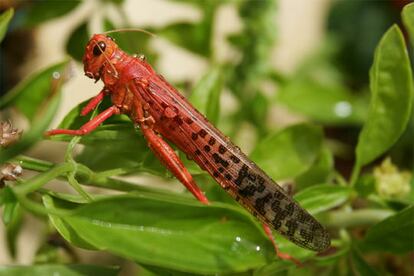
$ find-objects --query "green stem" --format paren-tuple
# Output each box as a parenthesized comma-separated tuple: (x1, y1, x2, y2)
(13, 163, 72, 195)
(322, 209, 394, 228)
(15, 193, 72, 217)
(16, 155, 54, 171)
(94, 166, 142, 178)
(83, 175, 150, 192)
(64, 137, 93, 201)
(334, 171, 348, 186)
(38, 188, 92, 203)
(349, 163, 361, 187)
(65, 136, 81, 161)
(67, 173, 93, 202)
(15, 155, 154, 193)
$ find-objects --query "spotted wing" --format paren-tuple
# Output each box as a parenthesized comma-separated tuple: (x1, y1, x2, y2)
(135, 75, 331, 252)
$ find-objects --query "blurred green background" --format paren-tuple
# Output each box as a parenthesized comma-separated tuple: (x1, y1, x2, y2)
(0, 0, 413, 275)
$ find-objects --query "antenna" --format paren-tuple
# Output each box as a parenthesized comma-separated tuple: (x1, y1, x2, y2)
(103, 28, 156, 38)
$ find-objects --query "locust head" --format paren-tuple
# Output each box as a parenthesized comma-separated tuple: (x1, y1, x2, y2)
(83, 34, 118, 82)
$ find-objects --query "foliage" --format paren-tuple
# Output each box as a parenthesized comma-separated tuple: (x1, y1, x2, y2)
(0, 1, 413, 275)
(0, 9, 13, 42)
(0, 264, 119, 276)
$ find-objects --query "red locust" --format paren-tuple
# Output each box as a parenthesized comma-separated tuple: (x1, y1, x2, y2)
(47, 33, 331, 260)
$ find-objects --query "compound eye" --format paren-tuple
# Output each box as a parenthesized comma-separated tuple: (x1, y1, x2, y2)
(93, 41, 106, 56)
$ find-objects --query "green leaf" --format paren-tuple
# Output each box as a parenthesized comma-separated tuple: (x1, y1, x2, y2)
(193, 173, 235, 204)
(253, 261, 295, 276)
(315, 243, 350, 266)
(250, 124, 323, 180)
(5, 203, 23, 258)
(0, 264, 119, 276)
(0, 8, 13, 43)
(139, 264, 204, 276)
(402, 3, 414, 47)
(0, 188, 5, 206)
(46, 194, 273, 274)
(354, 174, 376, 197)
(75, 134, 150, 172)
(350, 246, 379, 276)
(66, 22, 89, 62)
(1, 187, 18, 225)
(158, 22, 212, 57)
(34, 243, 62, 264)
(295, 147, 334, 189)
(0, 61, 69, 163)
(75, 129, 166, 176)
(0, 61, 68, 120)
(263, 234, 314, 264)
(409, 170, 414, 203)
(360, 205, 414, 254)
(42, 195, 96, 250)
(21, 1, 81, 27)
(294, 185, 352, 215)
(277, 79, 367, 125)
(250, 92, 270, 132)
(228, 0, 277, 103)
(189, 66, 223, 125)
(275, 38, 367, 125)
(327, 1, 397, 87)
(355, 25, 414, 168)
(156, 4, 216, 57)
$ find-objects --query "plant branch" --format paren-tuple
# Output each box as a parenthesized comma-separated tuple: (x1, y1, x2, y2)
(15, 155, 158, 193)
(322, 209, 394, 228)
(349, 163, 361, 187)
(13, 163, 72, 195)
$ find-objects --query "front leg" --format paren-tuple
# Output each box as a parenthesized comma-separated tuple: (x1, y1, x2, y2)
(80, 89, 107, 116)
(46, 106, 120, 136)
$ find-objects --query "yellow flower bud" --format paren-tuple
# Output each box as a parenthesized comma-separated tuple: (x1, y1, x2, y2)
(373, 158, 412, 198)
